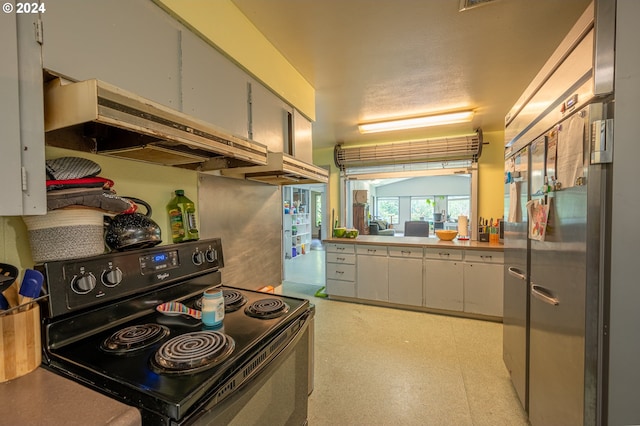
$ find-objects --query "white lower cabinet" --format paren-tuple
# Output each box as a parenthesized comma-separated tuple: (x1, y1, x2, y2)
(325, 244, 356, 297)
(388, 247, 423, 306)
(324, 243, 503, 319)
(463, 251, 504, 317)
(356, 245, 388, 302)
(424, 259, 464, 311)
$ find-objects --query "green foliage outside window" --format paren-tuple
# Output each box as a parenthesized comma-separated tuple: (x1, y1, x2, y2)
(376, 198, 399, 224)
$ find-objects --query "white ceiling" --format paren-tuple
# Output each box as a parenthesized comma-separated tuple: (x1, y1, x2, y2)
(231, 0, 592, 150)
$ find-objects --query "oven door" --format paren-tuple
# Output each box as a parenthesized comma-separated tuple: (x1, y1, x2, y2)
(181, 322, 311, 426)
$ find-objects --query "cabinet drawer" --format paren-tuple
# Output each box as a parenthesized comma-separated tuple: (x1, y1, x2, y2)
(326, 264, 356, 282)
(388, 246, 423, 259)
(326, 243, 355, 254)
(326, 252, 356, 265)
(424, 248, 463, 261)
(356, 245, 388, 256)
(326, 279, 356, 298)
(464, 250, 504, 264)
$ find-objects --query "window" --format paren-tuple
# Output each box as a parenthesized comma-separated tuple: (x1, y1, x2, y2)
(376, 197, 399, 224)
(343, 170, 476, 233)
(410, 197, 434, 221)
(447, 195, 470, 220)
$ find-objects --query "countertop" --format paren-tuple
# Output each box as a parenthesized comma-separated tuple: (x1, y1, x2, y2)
(324, 235, 503, 251)
(0, 367, 141, 426)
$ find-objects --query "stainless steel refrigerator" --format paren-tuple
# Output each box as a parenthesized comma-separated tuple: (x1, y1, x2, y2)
(502, 145, 529, 411)
(503, 2, 614, 425)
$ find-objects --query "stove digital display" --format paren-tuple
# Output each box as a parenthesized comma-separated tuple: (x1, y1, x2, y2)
(153, 253, 168, 263)
(139, 250, 179, 275)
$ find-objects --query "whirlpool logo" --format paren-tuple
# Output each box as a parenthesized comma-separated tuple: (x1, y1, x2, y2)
(157, 273, 170, 281)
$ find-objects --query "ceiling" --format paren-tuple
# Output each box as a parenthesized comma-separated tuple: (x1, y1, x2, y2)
(231, 0, 592, 150)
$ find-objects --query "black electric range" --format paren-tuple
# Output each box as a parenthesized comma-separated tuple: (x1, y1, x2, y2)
(37, 239, 312, 424)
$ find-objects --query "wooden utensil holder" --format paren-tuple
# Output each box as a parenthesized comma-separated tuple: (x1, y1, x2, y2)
(0, 304, 41, 382)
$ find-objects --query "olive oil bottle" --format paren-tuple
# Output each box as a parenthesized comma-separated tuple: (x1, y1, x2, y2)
(167, 189, 199, 243)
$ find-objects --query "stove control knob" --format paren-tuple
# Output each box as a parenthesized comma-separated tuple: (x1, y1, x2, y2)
(192, 251, 204, 265)
(101, 268, 123, 287)
(71, 272, 97, 294)
(205, 248, 217, 263)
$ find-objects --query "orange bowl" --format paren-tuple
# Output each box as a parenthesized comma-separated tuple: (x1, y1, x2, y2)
(435, 230, 458, 241)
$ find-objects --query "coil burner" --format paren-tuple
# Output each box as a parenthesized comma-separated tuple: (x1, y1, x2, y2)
(151, 331, 235, 374)
(101, 324, 170, 355)
(222, 289, 248, 313)
(195, 289, 248, 313)
(244, 298, 290, 320)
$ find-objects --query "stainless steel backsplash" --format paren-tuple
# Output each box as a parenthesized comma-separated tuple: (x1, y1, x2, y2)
(198, 174, 282, 290)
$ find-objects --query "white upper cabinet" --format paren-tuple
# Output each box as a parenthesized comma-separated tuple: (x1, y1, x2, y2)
(249, 79, 292, 152)
(1, 13, 46, 216)
(41, 0, 181, 109)
(181, 30, 249, 138)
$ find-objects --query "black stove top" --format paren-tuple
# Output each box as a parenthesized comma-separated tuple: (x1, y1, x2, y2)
(37, 239, 311, 422)
(46, 286, 309, 419)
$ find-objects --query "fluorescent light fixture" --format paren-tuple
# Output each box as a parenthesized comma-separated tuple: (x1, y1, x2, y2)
(358, 110, 474, 134)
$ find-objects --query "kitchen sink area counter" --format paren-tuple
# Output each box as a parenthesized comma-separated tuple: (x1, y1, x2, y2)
(324, 235, 504, 251)
(324, 236, 504, 320)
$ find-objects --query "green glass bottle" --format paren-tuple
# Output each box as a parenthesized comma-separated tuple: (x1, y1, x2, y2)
(167, 189, 199, 243)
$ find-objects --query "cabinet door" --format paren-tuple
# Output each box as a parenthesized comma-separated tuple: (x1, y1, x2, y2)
(388, 257, 422, 306)
(42, 0, 181, 108)
(1, 14, 24, 215)
(250, 80, 291, 152)
(326, 264, 356, 283)
(463, 263, 504, 316)
(356, 255, 388, 302)
(181, 30, 249, 137)
(424, 260, 463, 311)
(325, 279, 356, 298)
(1, 12, 46, 215)
(325, 243, 355, 254)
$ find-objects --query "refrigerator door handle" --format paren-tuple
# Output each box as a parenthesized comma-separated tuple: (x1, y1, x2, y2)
(507, 267, 526, 281)
(531, 284, 560, 306)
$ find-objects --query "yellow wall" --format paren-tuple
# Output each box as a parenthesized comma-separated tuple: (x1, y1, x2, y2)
(153, 0, 316, 120)
(0, 147, 198, 274)
(314, 146, 342, 225)
(478, 130, 506, 223)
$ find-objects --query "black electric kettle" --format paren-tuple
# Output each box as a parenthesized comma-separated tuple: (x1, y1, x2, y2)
(104, 197, 162, 251)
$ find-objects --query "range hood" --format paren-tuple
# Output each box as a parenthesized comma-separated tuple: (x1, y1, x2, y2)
(43, 78, 268, 169)
(221, 151, 329, 185)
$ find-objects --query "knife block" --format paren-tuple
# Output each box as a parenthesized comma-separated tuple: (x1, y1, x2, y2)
(0, 304, 41, 382)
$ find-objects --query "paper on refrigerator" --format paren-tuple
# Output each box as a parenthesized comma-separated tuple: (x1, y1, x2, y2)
(508, 182, 522, 223)
(556, 114, 584, 189)
(526, 198, 550, 241)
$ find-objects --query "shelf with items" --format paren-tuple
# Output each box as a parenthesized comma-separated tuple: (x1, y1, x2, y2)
(284, 212, 311, 259)
(283, 186, 312, 260)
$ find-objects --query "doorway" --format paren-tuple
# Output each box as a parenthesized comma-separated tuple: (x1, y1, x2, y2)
(283, 184, 326, 286)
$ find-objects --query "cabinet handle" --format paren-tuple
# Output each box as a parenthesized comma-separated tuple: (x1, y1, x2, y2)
(337, 257, 345, 261)
(438, 252, 450, 257)
(337, 247, 345, 251)
(508, 267, 526, 281)
(531, 284, 559, 306)
(401, 250, 411, 256)
(480, 255, 493, 260)
(336, 271, 344, 275)
(367, 249, 377, 253)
